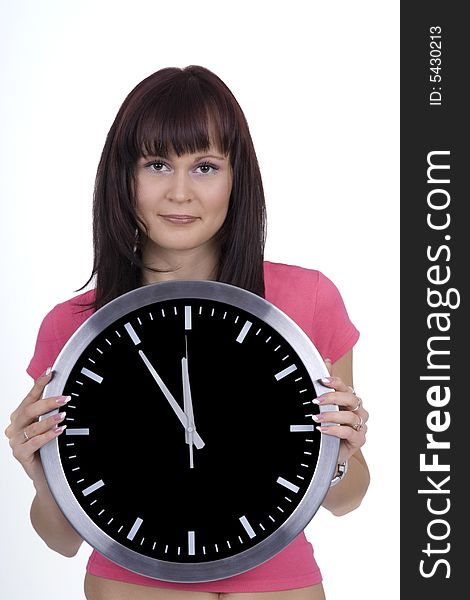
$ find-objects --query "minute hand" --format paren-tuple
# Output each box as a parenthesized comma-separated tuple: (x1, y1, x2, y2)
(138, 350, 205, 449)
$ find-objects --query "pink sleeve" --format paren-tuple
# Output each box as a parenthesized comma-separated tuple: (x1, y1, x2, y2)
(27, 291, 95, 380)
(310, 272, 360, 363)
(26, 307, 64, 380)
(26, 298, 88, 380)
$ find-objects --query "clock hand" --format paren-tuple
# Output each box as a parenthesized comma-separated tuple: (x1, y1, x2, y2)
(138, 350, 204, 449)
(181, 356, 200, 468)
(181, 355, 196, 429)
(182, 358, 192, 443)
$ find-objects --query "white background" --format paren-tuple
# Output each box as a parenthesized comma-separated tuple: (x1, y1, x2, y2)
(0, 1, 399, 598)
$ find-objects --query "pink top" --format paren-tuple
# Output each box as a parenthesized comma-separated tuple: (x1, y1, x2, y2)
(27, 261, 359, 592)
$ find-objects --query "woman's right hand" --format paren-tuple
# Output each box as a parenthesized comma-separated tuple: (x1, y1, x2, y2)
(4, 368, 70, 483)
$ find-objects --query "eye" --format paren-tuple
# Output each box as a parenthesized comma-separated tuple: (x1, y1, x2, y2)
(145, 160, 170, 173)
(195, 163, 218, 175)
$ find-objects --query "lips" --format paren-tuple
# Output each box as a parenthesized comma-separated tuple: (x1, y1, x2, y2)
(159, 214, 199, 224)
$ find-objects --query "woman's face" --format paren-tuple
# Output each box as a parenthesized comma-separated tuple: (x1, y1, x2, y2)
(135, 146, 232, 269)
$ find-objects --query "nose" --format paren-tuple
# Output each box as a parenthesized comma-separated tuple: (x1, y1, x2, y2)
(165, 170, 193, 203)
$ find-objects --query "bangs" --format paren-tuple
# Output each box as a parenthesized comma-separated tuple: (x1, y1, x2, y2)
(127, 76, 237, 160)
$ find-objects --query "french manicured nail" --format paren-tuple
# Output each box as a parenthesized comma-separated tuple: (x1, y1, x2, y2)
(54, 411, 66, 422)
(321, 377, 333, 384)
(42, 367, 52, 377)
(53, 424, 67, 435)
(316, 426, 332, 433)
(56, 395, 71, 406)
(312, 414, 322, 422)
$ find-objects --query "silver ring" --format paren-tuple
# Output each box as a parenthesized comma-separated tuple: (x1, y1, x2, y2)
(352, 397, 362, 412)
(23, 430, 30, 441)
(353, 417, 364, 431)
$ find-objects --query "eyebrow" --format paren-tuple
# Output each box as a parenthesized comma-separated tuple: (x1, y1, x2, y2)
(193, 154, 227, 161)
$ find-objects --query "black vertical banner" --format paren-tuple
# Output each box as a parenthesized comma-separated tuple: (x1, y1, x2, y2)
(401, 3, 466, 597)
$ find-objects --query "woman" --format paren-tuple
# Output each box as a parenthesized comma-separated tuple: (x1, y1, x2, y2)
(5, 65, 370, 599)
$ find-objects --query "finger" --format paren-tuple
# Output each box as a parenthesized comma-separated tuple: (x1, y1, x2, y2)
(313, 390, 360, 411)
(12, 421, 67, 464)
(319, 375, 351, 394)
(347, 395, 369, 421)
(8, 394, 71, 437)
(19, 368, 54, 409)
(24, 394, 71, 423)
(316, 422, 367, 444)
(313, 411, 368, 429)
(13, 411, 67, 448)
(354, 406, 369, 426)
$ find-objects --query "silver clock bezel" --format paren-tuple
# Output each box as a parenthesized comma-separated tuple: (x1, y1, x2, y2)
(40, 280, 340, 582)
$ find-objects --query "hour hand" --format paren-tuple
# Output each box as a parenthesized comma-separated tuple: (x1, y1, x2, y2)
(138, 350, 204, 449)
(182, 357, 195, 443)
(182, 357, 205, 458)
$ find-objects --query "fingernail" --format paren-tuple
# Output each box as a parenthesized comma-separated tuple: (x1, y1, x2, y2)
(312, 399, 320, 405)
(56, 395, 71, 406)
(54, 411, 66, 422)
(316, 425, 331, 433)
(321, 377, 333, 384)
(312, 414, 322, 422)
(53, 424, 67, 435)
(42, 367, 52, 377)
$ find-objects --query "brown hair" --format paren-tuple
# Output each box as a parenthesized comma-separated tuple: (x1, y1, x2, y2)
(83, 65, 267, 309)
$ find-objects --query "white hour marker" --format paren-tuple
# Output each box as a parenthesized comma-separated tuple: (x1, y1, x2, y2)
(82, 479, 105, 496)
(236, 320, 252, 343)
(185, 306, 192, 330)
(277, 476, 300, 493)
(80, 367, 103, 384)
(290, 425, 315, 432)
(125, 322, 141, 345)
(66, 428, 89, 436)
(127, 517, 143, 541)
(274, 364, 297, 381)
(188, 531, 195, 555)
(239, 515, 256, 539)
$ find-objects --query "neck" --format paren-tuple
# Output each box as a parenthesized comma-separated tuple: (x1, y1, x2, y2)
(140, 246, 219, 285)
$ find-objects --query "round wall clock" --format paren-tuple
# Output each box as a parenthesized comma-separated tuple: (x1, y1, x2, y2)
(40, 280, 339, 582)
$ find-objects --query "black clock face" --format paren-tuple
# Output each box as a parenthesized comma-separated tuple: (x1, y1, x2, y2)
(41, 281, 338, 582)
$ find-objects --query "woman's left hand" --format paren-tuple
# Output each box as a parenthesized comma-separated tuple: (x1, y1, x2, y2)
(313, 371, 369, 464)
